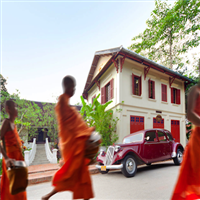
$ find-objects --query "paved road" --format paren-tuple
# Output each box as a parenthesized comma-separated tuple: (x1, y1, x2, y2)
(27, 161, 180, 200)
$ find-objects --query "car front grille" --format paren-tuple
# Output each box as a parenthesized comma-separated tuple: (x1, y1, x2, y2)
(105, 146, 115, 165)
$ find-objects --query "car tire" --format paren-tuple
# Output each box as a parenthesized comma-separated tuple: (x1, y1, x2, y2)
(173, 148, 183, 165)
(98, 163, 110, 174)
(121, 155, 137, 178)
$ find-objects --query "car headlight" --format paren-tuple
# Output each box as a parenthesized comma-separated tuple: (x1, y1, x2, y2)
(114, 145, 121, 152)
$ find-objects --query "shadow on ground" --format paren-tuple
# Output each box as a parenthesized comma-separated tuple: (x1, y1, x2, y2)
(104, 161, 178, 177)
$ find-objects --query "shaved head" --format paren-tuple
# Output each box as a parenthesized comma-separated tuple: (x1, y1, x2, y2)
(5, 100, 15, 108)
(62, 75, 76, 88)
(62, 75, 76, 97)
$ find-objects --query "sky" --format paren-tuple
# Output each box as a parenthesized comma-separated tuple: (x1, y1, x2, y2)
(0, 0, 178, 105)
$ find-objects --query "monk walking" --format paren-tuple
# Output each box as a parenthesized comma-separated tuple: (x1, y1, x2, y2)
(171, 76, 200, 199)
(42, 75, 94, 200)
(0, 100, 27, 200)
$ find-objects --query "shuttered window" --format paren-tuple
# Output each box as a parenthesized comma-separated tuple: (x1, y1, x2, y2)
(161, 84, 167, 102)
(148, 79, 155, 99)
(101, 78, 114, 104)
(132, 74, 142, 96)
(171, 88, 180, 104)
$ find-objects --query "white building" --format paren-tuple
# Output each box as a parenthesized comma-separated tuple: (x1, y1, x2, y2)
(82, 46, 193, 147)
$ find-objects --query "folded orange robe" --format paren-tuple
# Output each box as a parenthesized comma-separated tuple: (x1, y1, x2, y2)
(171, 96, 200, 200)
(52, 93, 94, 199)
(1, 127, 27, 200)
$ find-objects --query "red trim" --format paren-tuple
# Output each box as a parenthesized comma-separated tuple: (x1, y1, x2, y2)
(152, 81, 155, 99)
(161, 84, 167, 102)
(139, 76, 142, 96)
(148, 79, 151, 98)
(171, 88, 174, 103)
(110, 78, 114, 99)
(95, 80, 100, 91)
(112, 58, 119, 73)
(169, 77, 176, 88)
(176, 89, 180, 104)
(83, 93, 88, 101)
(144, 66, 151, 80)
(120, 56, 126, 72)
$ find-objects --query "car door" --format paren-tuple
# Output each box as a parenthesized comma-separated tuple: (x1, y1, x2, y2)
(143, 130, 160, 163)
(165, 131, 174, 157)
(156, 130, 171, 160)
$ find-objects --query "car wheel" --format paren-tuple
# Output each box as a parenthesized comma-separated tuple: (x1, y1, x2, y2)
(173, 148, 183, 165)
(98, 163, 110, 174)
(121, 155, 137, 178)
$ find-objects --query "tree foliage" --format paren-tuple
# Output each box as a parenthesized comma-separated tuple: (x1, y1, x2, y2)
(0, 74, 8, 92)
(41, 102, 58, 143)
(129, 0, 200, 70)
(0, 90, 43, 138)
(80, 94, 119, 147)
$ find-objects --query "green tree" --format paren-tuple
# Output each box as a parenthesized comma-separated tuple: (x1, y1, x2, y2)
(80, 94, 119, 147)
(0, 74, 8, 92)
(0, 90, 43, 138)
(129, 0, 200, 70)
(41, 102, 58, 144)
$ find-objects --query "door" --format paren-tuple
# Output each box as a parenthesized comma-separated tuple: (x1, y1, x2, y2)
(171, 120, 180, 143)
(143, 131, 160, 163)
(153, 118, 164, 128)
(156, 130, 171, 160)
(130, 116, 144, 134)
(37, 129, 45, 144)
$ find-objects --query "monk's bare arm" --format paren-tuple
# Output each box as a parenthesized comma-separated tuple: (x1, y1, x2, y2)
(0, 119, 10, 159)
(187, 86, 200, 126)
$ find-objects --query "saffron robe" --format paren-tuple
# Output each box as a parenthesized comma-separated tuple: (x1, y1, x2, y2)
(52, 93, 94, 199)
(1, 126, 27, 200)
(171, 95, 200, 200)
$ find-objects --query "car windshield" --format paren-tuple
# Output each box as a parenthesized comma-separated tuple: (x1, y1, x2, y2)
(123, 133, 143, 144)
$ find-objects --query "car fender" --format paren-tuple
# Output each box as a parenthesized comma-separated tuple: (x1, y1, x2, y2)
(112, 147, 145, 165)
(172, 142, 184, 158)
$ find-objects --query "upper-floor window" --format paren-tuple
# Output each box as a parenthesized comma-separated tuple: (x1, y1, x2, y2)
(171, 88, 180, 104)
(132, 74, 142, 96)
(161, 84, 167, 102)
(101, 78, 114, 104)
(148, 79, 155, 99)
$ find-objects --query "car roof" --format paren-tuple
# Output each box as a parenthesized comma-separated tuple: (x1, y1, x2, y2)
(124, 128, 172, 139)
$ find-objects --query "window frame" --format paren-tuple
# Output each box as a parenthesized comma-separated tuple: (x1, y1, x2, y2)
(171, 87, 181, 105)
(148, 79, 155, 99)
(132, 73, 142, 96)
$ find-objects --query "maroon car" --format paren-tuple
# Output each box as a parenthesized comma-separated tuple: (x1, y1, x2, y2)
(96, 128, 184, 177)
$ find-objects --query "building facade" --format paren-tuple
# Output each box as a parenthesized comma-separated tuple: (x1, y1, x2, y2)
(83, 46, 193, 147)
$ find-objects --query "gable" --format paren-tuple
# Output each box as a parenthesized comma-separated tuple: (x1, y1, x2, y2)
(92, 55, 112, 81)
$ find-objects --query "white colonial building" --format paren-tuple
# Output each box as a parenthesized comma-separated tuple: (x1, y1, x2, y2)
(82, 46, 193, 147)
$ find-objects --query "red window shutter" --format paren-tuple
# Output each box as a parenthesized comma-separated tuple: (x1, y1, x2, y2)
(153, 81, 155, 99)
(162, 84, 167, 102)
(132, 74, 135, 95)
(176, 89, 180, 104)
(148, 79, 151, 98)
(139, 76, 142, 96)
(101, 87, 105, 104)
(171, 88, 174, 103)
(165, 85, 167, 102)
(161, 84, 164, 101)
(110, 78, 114, 99)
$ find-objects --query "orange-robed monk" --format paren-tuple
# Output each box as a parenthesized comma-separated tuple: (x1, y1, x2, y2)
(0, 100, 27, 200)
(42, 75, 94, 200)
(171, 81, 200, 200)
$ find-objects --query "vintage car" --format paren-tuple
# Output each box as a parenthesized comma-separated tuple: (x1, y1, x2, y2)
(96, 128, 184, 178)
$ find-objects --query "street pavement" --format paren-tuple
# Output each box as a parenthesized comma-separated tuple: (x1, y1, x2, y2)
(27, 160, 180, 200)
